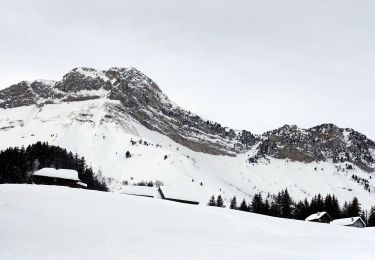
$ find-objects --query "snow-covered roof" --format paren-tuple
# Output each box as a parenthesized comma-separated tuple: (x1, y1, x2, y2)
(305, 212, 330, 221)
(330, 217, 366, 226)
(76, 181, 87, 188)
(158, 185, 202, 203)
(122, 186, 157, 198)
(33, 168, 80, 181)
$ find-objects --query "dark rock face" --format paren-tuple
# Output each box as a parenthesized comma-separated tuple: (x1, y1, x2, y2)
(0, 81, 36, 108)
(56, 68, 111, 93)
(0, 67, 374, 172)
(250, 124, 375, 172)
(104, 67, 256, 156)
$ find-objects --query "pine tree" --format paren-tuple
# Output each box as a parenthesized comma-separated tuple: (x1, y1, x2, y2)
(216, 195, 225, 208)
(294, 201, 308, 220)
(303, 198, 311, 216)
(251, 193, 264, 214)
(280, 189, 293, 218)
(269, 200, 278, 217)
(230, 196, 237, 210)
(324, 194, 332, 213)
(316, 193, 325, 212)
(348, 197, 361, 217)
(309, 195, 318, 213)
(239, 199, 249, 212)
(208, 195, 216, 206)
(368, 206, 375, 227)
(264, 199, 270, 215)
(330, 195, 342, 219)
(342, 201, 349, 218)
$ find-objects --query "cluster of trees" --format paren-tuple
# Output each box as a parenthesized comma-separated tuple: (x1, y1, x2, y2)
(0, 142, 107, 191)
(208, 194, 225, 208)
(132, 180, 164, 187)
(352, 174, 370, 192)
(208, 189, 375, 227)
(130, 138, 161, 148)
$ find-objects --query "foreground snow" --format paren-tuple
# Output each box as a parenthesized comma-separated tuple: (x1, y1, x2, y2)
(0, 184, 374, 260)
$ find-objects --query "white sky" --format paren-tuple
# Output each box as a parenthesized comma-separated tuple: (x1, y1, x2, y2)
(1, 0, 374, 139)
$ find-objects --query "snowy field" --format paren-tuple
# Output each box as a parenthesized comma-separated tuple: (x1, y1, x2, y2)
(1, 101, 375, 208)
(0, 184, 374, 260)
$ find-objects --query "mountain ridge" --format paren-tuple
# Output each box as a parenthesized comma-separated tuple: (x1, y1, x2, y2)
(0, 67, 374, 173)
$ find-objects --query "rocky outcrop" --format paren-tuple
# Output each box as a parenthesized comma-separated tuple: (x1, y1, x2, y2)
(249, 124, 375, 172)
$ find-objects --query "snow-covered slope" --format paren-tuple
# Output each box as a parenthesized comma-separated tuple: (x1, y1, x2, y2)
(0, 67, 375, 207)
(0, 97, 374, 207)
(0, 184, 374, 260)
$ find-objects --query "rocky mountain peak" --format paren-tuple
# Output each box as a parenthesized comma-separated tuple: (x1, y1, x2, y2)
(56, 67, 111, 93)
(251, 123, 375, 172)
(0, 67, 256, 156)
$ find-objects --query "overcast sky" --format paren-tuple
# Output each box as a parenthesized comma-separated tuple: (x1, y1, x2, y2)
(1, 0, 374, 139)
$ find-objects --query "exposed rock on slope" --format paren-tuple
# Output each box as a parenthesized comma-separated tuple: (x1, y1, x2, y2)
(249, 124, 375, 172)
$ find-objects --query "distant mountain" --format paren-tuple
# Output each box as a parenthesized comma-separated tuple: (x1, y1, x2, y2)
(0, 67, 374, 206)
(0, 67, 256, 156)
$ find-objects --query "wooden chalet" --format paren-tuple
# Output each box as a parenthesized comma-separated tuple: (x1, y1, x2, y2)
(158, 186, 200, 205)
(330, 217, 366, 228)
(305, 212, 332, 223)
(32, 168, 87, 189)
(122, 185, 158, 198)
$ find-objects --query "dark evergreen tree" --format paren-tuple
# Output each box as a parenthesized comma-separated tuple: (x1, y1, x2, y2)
(216, 195, 225, 208)
(310, 194, 325, 214)
(368, 206, 375, 227)
(316, 194, 325, 211)
(251, 193, 264, 214)
(342, 201, 349, 218)
(263, 198, 270, 215)
(272, 190, 286, 217)
(309, 195, 318, 213)
(330, 195, 342, 219)
(347, 197, 361, 217)
(239, 199, 249, 212)
(280, 189, 293, 218)
(324, 194, 332, 213)
(208, 195, 216, 206)
(294, 200, 309, 220)
(269, 199, 279, 217)
(303, 198, 311, 216)
(230, 196, 237, 210)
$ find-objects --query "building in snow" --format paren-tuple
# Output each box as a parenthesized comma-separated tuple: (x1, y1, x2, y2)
(330, 217, 366, 228)
(32, 168, 87, 189)
(122, 186, 159, 198)
(305, 212, 332, 223)
(158, 186, 200, 205)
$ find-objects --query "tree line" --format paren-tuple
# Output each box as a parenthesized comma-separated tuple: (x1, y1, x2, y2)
(0, 142, 107, 191)
(208, 189, 375, 227)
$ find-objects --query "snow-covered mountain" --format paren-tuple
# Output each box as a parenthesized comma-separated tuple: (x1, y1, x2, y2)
(1, 67, 375, 206)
